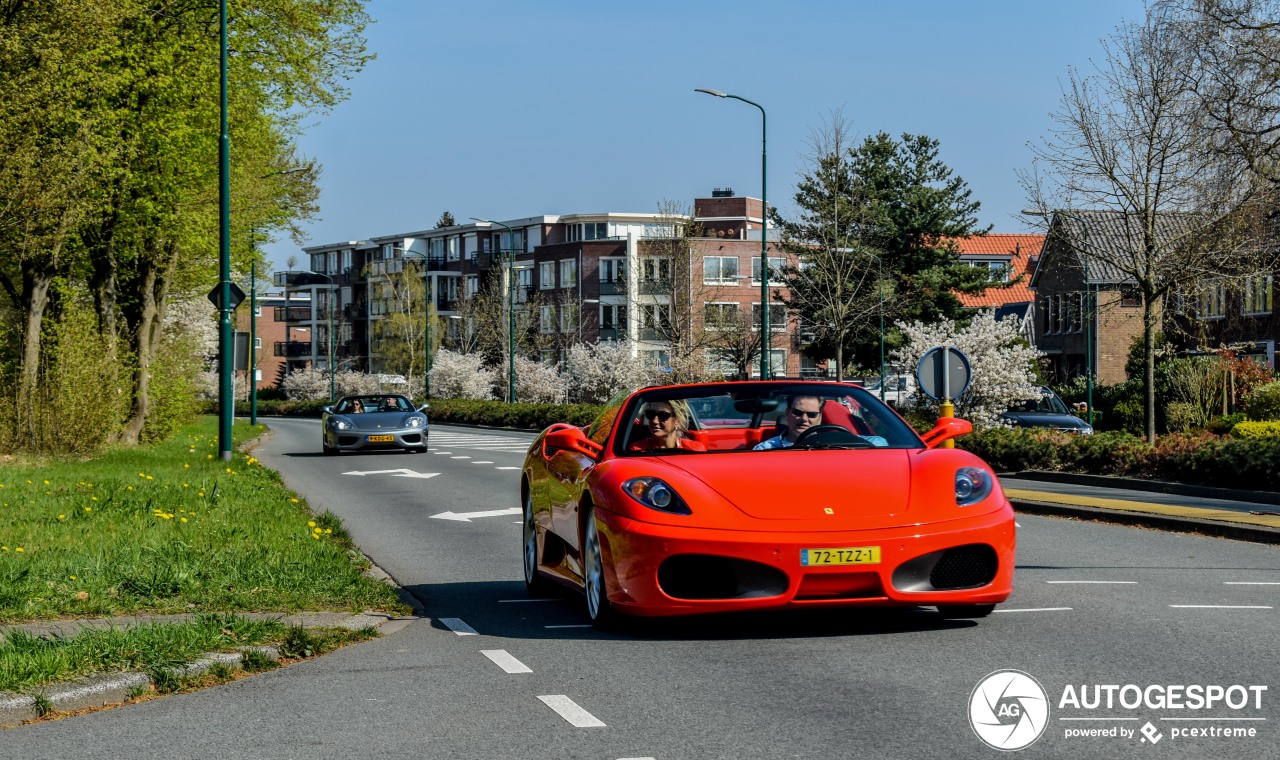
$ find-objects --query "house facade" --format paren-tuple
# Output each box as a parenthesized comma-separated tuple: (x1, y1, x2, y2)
(955, 233, 1044, 345)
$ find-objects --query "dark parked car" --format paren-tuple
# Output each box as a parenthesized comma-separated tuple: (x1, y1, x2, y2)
(1000, 387, 1093, 435)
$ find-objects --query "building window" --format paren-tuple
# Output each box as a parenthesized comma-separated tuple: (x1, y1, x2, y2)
(253, 305, 262, 317)
(750, 303, 787, 332)
(703, 302, 739, 330)
(640, 257, 670, 283)
(560, 259, 577, 288)
(703, 256, 740, 284)
(445, 278, 459, 302)
(540, 305, 555, 333)
(560, 304, 577, 333)
(599, 258, 625, 283)
(465, 275, 478, 298)
(539, 261, 555, 290)
(1119, 287, 1141, 307)
(643, 349, 671, 369)
(540, 349, 557, 365)
(253, 337, 262, 350)
(446, 236, 459, 262)
(641, 303, 672, 333)
(600, 303, 626, 334)
(749, 349, 788, 378)
(1243, 275, 1273, 316)
(752, 256, 786, 285)
(1197, 281, 1226, 319)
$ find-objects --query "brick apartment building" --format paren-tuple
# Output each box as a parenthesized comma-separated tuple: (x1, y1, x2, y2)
(233, 289, 309, 390)
(274, 191, 822, 383)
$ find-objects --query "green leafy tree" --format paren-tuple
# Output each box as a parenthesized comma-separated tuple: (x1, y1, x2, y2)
(771, 125, 991, 373)
(435, 211, 457, 229)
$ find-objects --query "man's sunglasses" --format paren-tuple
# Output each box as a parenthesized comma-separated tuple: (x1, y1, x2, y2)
(644, 410, 674, 422)
(790, 409, 821, 419)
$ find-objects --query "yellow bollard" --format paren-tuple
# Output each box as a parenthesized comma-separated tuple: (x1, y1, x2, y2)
(939, 401, 955, 448)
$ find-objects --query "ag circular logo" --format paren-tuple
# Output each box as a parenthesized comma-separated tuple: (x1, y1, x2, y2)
(969, 669, 1050, 751)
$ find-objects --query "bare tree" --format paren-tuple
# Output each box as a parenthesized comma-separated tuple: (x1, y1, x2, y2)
(1021, 7, 1280, 441)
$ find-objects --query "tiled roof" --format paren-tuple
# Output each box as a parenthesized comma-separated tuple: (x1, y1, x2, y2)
(949, 234, 1044, 309)
(1029, 210, 1199, 286)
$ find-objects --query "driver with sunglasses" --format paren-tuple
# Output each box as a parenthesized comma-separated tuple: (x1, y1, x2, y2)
(628, 400, 707, 452)
(754, 395, 823, 450)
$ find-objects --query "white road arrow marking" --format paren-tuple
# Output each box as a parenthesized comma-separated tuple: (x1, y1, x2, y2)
(342, 469, 439, 479)
(430, 507, 522, 522)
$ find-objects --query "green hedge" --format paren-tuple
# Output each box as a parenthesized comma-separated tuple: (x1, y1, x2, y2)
(1230, 420, 1280, 439)
(202, 398, 604, 431)
(958, 427, 1280, 491)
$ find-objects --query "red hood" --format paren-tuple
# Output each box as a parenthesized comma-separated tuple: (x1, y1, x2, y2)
(661, 450, 911, 524)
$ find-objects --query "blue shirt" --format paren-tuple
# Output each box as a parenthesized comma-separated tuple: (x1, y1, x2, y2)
(753, 433, 888, 450)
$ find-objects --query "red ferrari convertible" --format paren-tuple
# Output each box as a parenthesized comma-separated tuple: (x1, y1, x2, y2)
(520, 381, 1015, 628)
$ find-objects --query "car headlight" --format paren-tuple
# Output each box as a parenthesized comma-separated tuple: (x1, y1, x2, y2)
(621, 477, 690, 515)
(955, 467, 993, 506)
(330, 419, 351, 431)
(406, 416, 426, 428)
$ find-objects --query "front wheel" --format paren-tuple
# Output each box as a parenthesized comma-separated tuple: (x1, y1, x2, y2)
(936, 604, 995, 619)
(583, 505, 621, 630)
(322, 439, 336, 456)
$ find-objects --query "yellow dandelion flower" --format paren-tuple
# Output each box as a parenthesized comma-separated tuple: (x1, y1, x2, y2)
(180, 517, 188, 523)
(1, 546, 6, 551)
(43, 480, 49, 485)
(225, 468, 231, 473)
(84, 507, 91, 512)
(146, 475, 153, 480)
(26, 480, 31, 484)
(198, 492, 205, 497)
(291, 498, 299, 503)
(138, 473, 145, 478)
(207, 454, 214, 460)
(69, 575, 76, 580)
(58, 514, 65, 520)
(308, 521, 316, 527)
(311, 534, 319, 539)
(324, 528, 332, 534)
(184, 464, 190, 469)
(15, 547, 23, 553)
(91, 497, 97, 501)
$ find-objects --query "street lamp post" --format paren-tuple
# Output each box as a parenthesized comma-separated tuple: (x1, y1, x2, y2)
(696, 87, 770, 379)
(471, 217, 517, 402)
(249, 262, 257, 425)
(394, 247, 434, 400)
(217, 0, 233, 461)
(308, 271, 337, 402)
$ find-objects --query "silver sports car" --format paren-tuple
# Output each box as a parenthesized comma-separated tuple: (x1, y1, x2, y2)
(321, 395, 429, 455)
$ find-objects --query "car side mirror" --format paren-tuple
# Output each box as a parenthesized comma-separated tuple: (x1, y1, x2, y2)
(543, 425, 603, 460)
(418, 403, 430, 412)
(321, 405, 333, 414)
(920, 417, 972, 449)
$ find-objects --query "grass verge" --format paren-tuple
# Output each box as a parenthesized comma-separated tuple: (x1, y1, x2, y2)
(0, 415, 409, 621)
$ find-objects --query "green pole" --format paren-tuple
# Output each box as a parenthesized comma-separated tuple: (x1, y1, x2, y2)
(878, 254, 885, 401)
(695, 88, 768, 378)
(250, 261, 257, 425)
(217, 0, 232, 462)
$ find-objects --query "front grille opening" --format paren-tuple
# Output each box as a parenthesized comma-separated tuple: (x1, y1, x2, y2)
(929, 545, 998, 590)
(403, 433, 422, 444)
(338, 436, 358, 446)
(658, 555, 788, 601)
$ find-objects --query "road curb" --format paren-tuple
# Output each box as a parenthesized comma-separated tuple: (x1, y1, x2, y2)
(1010, 497, 1280, 545)
(1004, 470, 1280, 507)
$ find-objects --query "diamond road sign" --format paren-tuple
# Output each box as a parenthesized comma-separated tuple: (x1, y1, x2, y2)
(207, 282, 246, 311)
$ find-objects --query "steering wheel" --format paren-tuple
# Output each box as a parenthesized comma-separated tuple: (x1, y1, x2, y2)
(792, 424, 872, 448)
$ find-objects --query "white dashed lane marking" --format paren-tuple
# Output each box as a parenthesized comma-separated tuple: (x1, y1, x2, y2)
(538, 695, 606, 727)
(438, 617, 479, 636)
(481, 649, 532, 673)
(1224, 582, 1280, 585)
(496, 466, 520, 470)
(471, 461, 493, 464)
(1170, 605, 1273, 609)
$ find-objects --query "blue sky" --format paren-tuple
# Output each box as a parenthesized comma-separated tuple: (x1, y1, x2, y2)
(263, 0, 1148, 270)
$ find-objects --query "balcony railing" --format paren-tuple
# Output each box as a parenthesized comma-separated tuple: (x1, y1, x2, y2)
(273, 306, 313, 323)
(274, 341, 313, 358)
(599, 280, 625, 296)
(597, 327, 626, 342)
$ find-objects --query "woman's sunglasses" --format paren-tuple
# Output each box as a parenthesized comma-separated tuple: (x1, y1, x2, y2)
(644, 410, 674, 422)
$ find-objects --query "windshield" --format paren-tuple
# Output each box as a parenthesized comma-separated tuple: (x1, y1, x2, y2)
(615, 382, 924, 456)
(336, 396, 413, 414)
(1008, 392, 1070, 415)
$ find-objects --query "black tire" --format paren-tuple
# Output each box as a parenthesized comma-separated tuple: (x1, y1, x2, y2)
(322, 440, 336, 456)
(936, 603, 995, 619)
(523, 488, 554, 597)
(583, 504, 621, 630)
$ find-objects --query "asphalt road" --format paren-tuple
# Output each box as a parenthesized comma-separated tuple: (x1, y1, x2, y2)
(6, 420, 1278, 759)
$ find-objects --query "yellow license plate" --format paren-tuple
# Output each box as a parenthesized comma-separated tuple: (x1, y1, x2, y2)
(366, 435, 395, 443)
(801, 546, 881, 566)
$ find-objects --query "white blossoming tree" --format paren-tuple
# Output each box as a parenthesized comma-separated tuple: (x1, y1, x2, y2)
(429, 349, 497, 400)
(281, 368, 331, 401)
(892, 310, 1042, 428)
(562, 342, 653, 404)
(511, 356, 570, 404)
